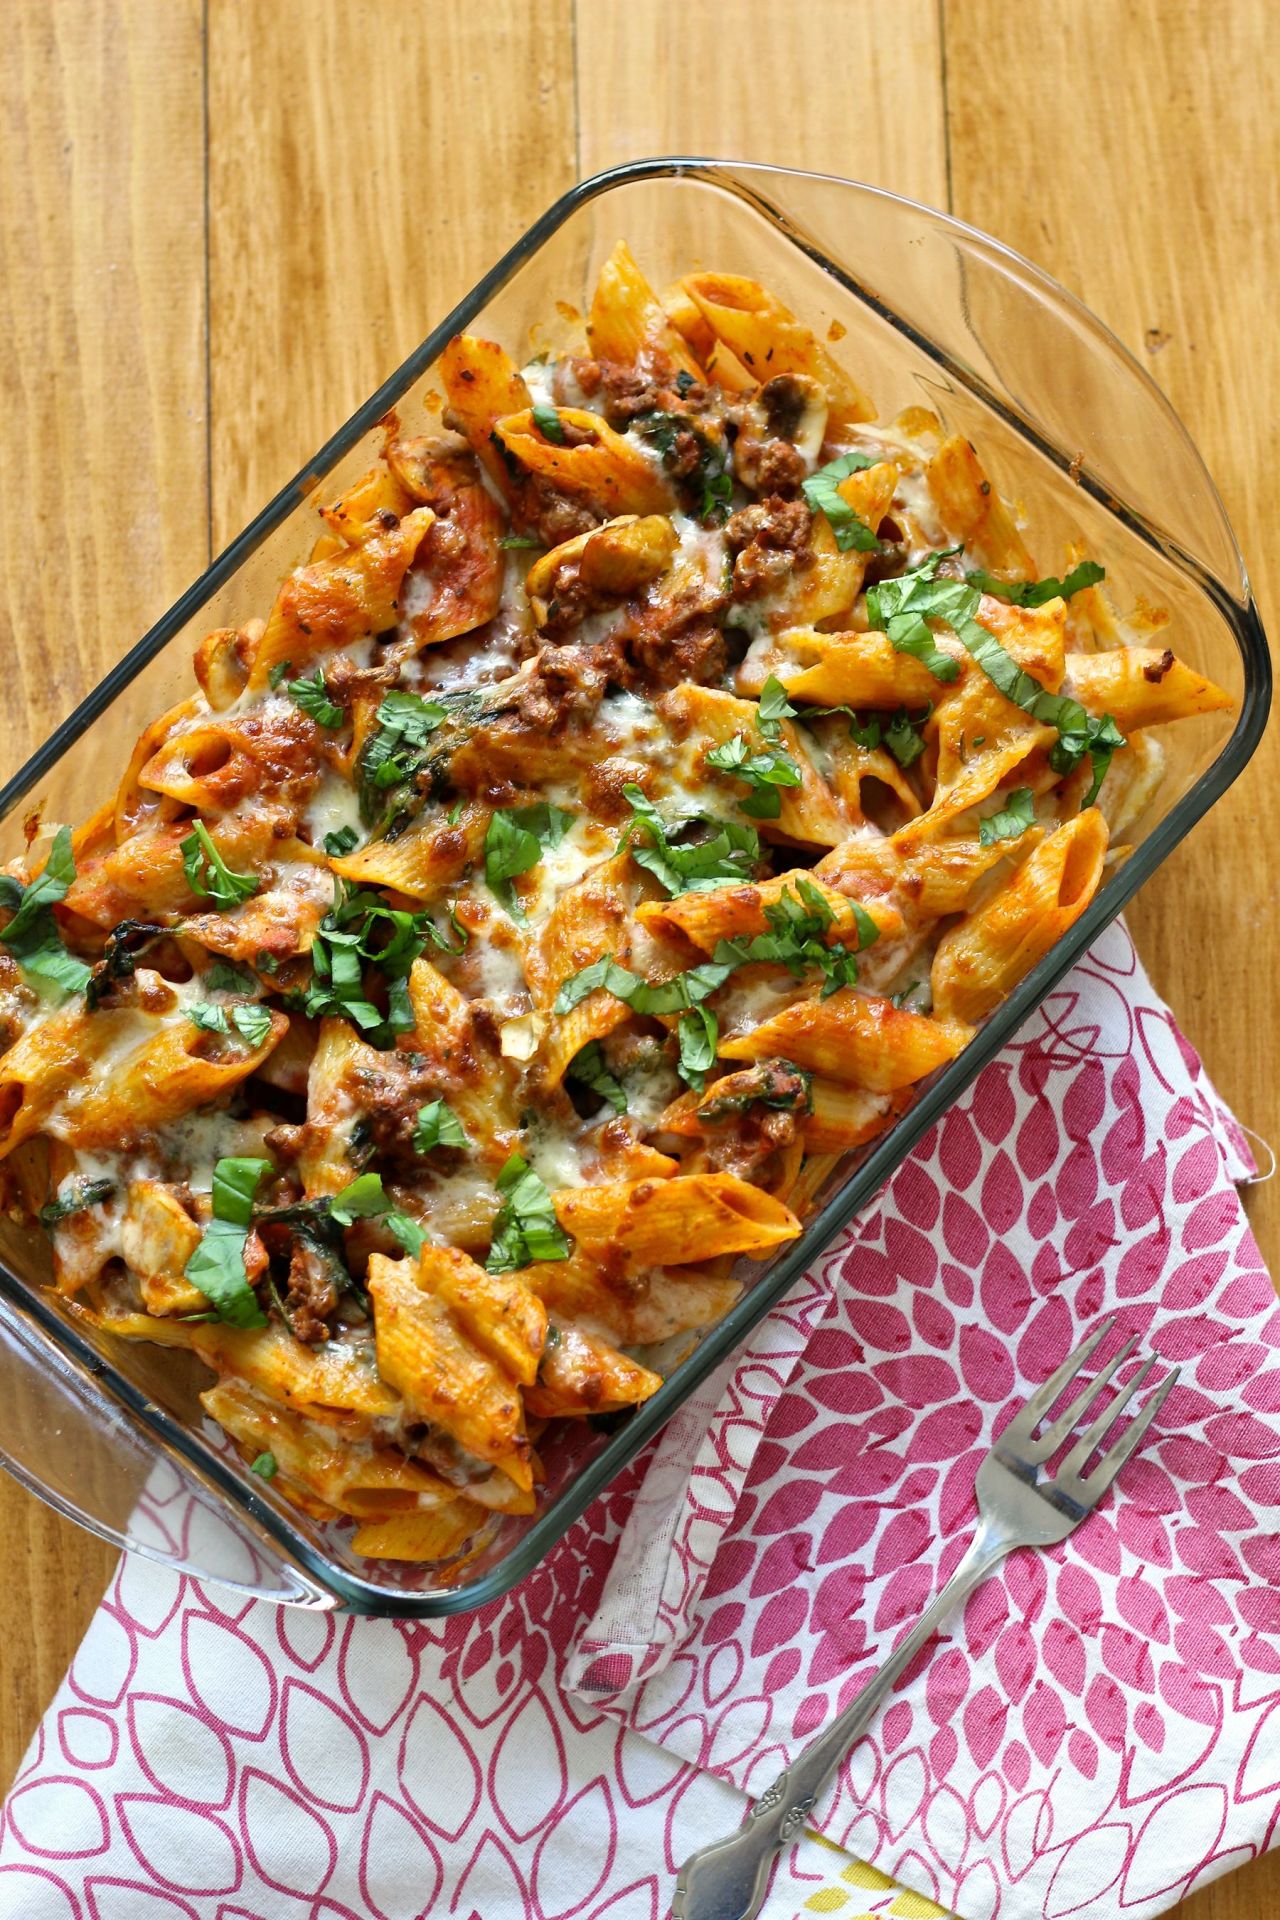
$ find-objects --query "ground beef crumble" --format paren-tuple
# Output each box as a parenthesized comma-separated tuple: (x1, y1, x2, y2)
(620, 617, 727, 692)
(570, 358, 714, 432)
(724, 494, 814, 599)
(511, 646, 611, 734)
(354, 1048, 481, 1175)
(699, 1104, 801, 1180)
(520, 477, 600, 547)
(282, 1239, 340, 1345)
(732, 435, 807, 496)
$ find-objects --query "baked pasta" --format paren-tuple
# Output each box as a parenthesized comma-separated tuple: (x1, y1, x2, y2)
(0, 244, 1233, 1562)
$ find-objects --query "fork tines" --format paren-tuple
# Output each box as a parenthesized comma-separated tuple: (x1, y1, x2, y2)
(999, 1313, 1181, 1494)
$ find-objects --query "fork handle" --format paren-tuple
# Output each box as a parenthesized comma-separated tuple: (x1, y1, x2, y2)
(671, 1523, 1011, 1920)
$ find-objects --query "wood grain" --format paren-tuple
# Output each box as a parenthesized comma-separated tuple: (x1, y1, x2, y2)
(0, 0, 208, 751)
(949, 2, 1280, 1897)
(0, 7, 1277, 1914)
(576, 0, 947, 202)
(944, 27, 1280, 1916)
(943, 2, 1280, 1377)
(206, 0, 577, 546)
(0, 0, 206, 1783)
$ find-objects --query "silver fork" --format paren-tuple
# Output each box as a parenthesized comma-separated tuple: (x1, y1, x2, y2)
(672, 1316, 1179, 1920)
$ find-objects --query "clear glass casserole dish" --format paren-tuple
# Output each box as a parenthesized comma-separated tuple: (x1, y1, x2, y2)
(0, 158, 1268, 1615)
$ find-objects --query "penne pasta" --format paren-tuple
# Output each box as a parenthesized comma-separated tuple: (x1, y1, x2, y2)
(932, 809, 1110, 1025)
(926, 434, 1035, 575)
(493, 407, 675, 517)
(719, 989, 969, 1090)
(552, 1171, 800, 1265)
(588, 240, 704, 379)
(1063, 647, 1236, 732)
(3, 240, 1232, 1560)
(682, 271, 874, 426)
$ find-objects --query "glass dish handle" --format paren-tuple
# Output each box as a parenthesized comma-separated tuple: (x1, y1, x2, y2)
(0, 1305, 328, 1606)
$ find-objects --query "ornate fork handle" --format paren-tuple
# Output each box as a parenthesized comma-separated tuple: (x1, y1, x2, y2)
(671, 1524, 1010, 1920)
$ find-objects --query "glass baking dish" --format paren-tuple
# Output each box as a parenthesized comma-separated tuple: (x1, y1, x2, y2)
(0, 159, 1268, 1616)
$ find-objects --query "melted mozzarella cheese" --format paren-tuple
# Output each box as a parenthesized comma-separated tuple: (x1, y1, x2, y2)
(518, 358, 557, 408)
(525, 1125, 590, 1193)
(303, 770, 364, 850)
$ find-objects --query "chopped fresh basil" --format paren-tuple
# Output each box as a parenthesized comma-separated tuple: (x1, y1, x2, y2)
(188, 1001, 272, 1047)
(385, 1210, 426, 1257)
(619, 786, 759, 897)
(705, 733, 803, 820)
(358, 690, 450, 827)
(485, 1153, 572, 1273)
(323, 823, 360, 858)
(207, 958, 259, 994)
(212, 1157, 273, 1228)
(1, 828, 75, 943)
(498, 532, 543, 550)
(255, 1171, 421, 1276)
(0, 828, 92, 997)
(286, 668, 344, 729)
(555, 877, 880, 1017)
(701, 470, 734, 523)
(756, 675, 798, 740)
(978, 787, 1037, 847)
(883, 707, 930, 768)
(866, 552, 965, 682)
(946, 602, 1127, 801)
(188, 1004, 229, 1034)
(675, 370, 696, 397)
(304, 882, 463, 1048)
(752, 877, 872, 999)
(484, 804, 573, 920)
(966, 560, 1105, 608)
(869, 551, 1125, 800)
(267, 661, 291, 690)
(1063, 711, 1126, 807)
(250, 1451, 277, 1480)
(39, 1177, 114, 1229)
(185, 1157, 273, 1328)
(446, 798, 465, 827)
(329, 1171, 392, 1226)
(11, 936, 93, 998)
(181, 822, 259, 909)
(567, 1040, 627, 1114)
(554, 954, 733, 1020)
(412, 1099, 470, 1153)
(796, 694, 932, 772)
(231, 1003, 273, 1048)
(703, 676, 806, 818)
(801, 450, 881, 553)
(676, 1005, 718, 1091)
(531, 403, 565, 445)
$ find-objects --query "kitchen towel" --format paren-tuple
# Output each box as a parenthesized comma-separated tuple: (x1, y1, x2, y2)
(1, 919, 1276, 1920)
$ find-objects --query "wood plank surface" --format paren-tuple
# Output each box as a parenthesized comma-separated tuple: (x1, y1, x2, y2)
(944, 0, 1280, 1379)
(206, 0, 576, 546)
(0, 6, 1276, 1915)
(943, 28, 1280, 1911)
(576, 0, 947, 202)
(0, 0, 205, 1783)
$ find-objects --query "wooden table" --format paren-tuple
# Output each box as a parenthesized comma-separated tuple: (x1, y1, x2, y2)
(0, 4, 1275, 1911)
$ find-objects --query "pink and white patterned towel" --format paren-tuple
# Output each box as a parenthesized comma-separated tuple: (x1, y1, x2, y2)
(1, 920, 1277, 1920)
